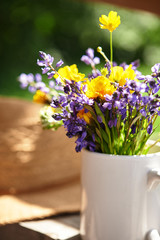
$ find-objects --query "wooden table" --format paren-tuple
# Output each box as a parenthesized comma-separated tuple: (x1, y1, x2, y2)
(0, 213, 81, 240)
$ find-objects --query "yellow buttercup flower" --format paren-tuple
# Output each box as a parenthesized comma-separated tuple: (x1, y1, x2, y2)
(122, 65, 137, 81)
(101, 67, 109, 76)
(33, 90, 50, 104)
(109, 66, 124, 84)
(77, 108, 92, 124)
(55, 64, 85, 83)
(109, 65, 137, 86)
(85, 76, 116, 99)
(99, 11, 121, 32)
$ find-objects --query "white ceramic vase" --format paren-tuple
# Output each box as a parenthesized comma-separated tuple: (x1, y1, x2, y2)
(80, 147, 160, 240)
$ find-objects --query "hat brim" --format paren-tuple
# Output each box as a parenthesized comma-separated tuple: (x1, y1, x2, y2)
(0, 178, 81, 225)
(0, 97, 81, 225)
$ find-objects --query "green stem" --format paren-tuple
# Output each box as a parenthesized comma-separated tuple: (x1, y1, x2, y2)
(49, 64, 66, 84)
(97, 47, 110, 63)
(110, 31, 113, 66)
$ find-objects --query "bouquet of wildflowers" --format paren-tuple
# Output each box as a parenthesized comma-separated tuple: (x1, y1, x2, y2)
(19, 11, 160, 155)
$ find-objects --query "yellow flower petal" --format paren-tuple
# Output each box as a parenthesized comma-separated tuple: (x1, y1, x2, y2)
(101, 67, 109, 76)
(123, 65, 136, 80)
(99, 15, 108, 25)
(99, 11, 121, 32)
(33, 90, 49, 104)
(108, 65, 137, 86)
(77, 109, 92, 124)
(110, 66, 124, 82)
(55, 64, 85, 83)
(85, 76, 116, 99)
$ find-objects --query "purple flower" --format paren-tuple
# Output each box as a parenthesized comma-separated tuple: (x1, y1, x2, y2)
(82, 84, 87, 93)
(92, 69, 101, 78)
(64, 85, 70, 94)
(114, 101, 121, 109)
(148, 79, 156, 88)
(113, 118, 117, 127)
(55, 85, 64, 91)
(97, 115, 102, 123)
(121, 108, 126, 120)
(49, 80, 55, 88)
(120, 62, 128, 69)
(142, 96, 149, 105)
(75, 139, 87, 152)
(112, 91, 120, 100)
(37, 51, 54, 67)
(51, 97, 60, 108)
(19, 47, 160, 154)
(120, 60, 139, 71)
(56, 59, 64, 68)
(35, 73, 42, 82)
(92, 133, 95, 142)
(53, 113, 63, 121)
(131, 60, 140, 69)
(88, 141, 96, 152)
(140, 109, 147, 117)
(41, 86, 50, 93)
(93, 57, 100, 65)
(18, 73, 29, 88)
(35, 82, 46, 89)
(47, 71, 56, 79)
(39, 51, 46, 59)
(86, 48, 94, 59)
(28, 86, 36, 92)
(81, 55, 92, 65)
(131, 124, 136, 134)
(112, 62, 117, 67)
(137, 75, 146, 81)
(59, 94, 66, 104)
(127, 80, 148, 93)
(55, 77, 62, 85)
(81, 48, 100, 67)
(103, 102, 112, 110)
(37, 59, 45, 67)
(153, 85, 160, 94)
(151, 63, 160, 74)
(104, 61, 111, 77)
(27, 73, 34, 83)
(42, 67, 50, 74)
(108, 119, 114, 128)
(18, 73, 35, 88)
(147, 123, 153, 134)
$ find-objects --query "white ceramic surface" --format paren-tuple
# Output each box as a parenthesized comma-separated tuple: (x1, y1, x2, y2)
(80, 148, 160, 240)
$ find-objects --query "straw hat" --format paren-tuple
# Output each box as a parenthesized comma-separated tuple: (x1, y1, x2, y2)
(0, 97, 81, 225)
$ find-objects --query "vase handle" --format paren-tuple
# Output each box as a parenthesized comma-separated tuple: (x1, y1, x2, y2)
(146, 229, 160, 240)
(147, 169, 160, 191)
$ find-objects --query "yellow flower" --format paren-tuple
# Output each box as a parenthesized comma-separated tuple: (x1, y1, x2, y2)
(77, 108, 92, 124)
(55, 64, 85, 83)
(85, 76, 116, 99)
(33, 90, 49, 104)
(109, 65, 137, 86)
(123, 65, 137, 81)
(109, 66, 124, 84)
(101, 67, 109, 76)
(99, 11, 121, 32)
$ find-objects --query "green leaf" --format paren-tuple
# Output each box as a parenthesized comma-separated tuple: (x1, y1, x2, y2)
(100, 128, 109, 144)
(96, 128, 104, 153)
(94, 102, 113, 152)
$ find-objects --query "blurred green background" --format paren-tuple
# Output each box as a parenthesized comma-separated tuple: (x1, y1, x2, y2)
(0, 0, 160, 100)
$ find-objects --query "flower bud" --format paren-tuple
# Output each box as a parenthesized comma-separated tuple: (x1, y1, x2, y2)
(56, 59, 64, 68)
(97, 46, 102, 53)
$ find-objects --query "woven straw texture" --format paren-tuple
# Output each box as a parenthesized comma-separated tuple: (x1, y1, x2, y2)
(0, 97, 81, 225)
